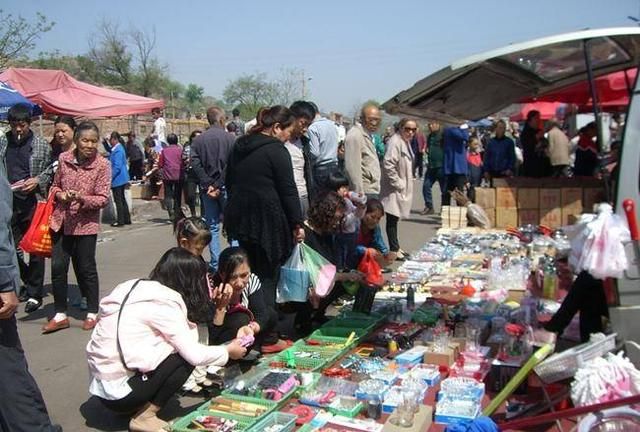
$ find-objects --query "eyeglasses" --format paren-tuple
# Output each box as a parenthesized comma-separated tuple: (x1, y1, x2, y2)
(403, 127, 417, 133)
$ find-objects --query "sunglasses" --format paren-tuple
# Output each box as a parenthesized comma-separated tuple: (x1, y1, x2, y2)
(403, 127, 417, 132)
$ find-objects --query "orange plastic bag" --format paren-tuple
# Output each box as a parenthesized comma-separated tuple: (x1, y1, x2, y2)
(358, 249, 384, 287)
(19, 193, 54, 257)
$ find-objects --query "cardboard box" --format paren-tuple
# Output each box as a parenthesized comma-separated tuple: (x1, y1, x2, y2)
(583, 187, 604, 212)
(441, 206, 468, 229)
(496, 208, 518, 228)
(484, 208, 496, 228)
(424, 345, 458, 367)
(562, 207, 582, 226)
(539, 189, 561, 209)
(540, 208, 562, 228)
(517, 188, 540, 209)
(129, 183, 143, 199)
(496, 187, 517, 208)
(518, 209, 540, 226)
(561, 188, 583, 209)
(491, 178, 509, 188)
(475, 187, 496, 209)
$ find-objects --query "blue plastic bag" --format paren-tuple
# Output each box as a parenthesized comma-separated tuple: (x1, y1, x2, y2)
(276, 244, 310, 303)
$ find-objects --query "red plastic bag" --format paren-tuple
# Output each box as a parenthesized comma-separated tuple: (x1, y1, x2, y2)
(19, 193, 54, 257)
(358, 249, 384, 287)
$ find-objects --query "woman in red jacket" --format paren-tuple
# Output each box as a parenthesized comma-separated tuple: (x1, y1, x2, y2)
(43, 121, 112, 334)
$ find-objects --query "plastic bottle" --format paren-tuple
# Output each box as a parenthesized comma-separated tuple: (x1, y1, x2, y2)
(542, 263, 557, 300)
(406, 285, 415, 310)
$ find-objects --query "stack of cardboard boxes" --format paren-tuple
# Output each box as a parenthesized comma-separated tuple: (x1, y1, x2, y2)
(471, 178, 604, 229)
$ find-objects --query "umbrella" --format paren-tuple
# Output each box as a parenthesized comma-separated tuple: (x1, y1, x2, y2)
(0, 80, 42, 120)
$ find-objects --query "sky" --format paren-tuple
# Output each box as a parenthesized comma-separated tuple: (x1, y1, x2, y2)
(5, 0, 640, 115)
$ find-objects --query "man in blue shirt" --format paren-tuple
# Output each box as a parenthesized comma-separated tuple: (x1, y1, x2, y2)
(306, 102, 340, 196)
(483, 120, 515, 179)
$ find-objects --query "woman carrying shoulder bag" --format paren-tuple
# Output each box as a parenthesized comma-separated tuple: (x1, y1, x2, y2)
(86, 248, 246, 432)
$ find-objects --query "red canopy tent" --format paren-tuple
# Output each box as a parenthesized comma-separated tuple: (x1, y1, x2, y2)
(0, 67, 164, 117)
(508, 102, 564, 122)
(520, 68, 636, 111)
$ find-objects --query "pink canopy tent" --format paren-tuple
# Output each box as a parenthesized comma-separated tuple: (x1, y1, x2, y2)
(0, 67, 164, 117)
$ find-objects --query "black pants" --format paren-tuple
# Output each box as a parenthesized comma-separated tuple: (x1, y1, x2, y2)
(238, 241, 279, 345)
(112, 185, 131, 225)
(208, 307, 277, 348)
(101, 353, 194, 414)
(544, 271, 609, 343)
(311, 162, 340, 198)
(51, 231, 99, 314)
(444, 174, 467, 206)
(162, 180, 183, 221)
(413, 152, 424, 178)
(183, 176, 198, 217)
(11, 194, 45, 300)
(385, 213, 400, 252)
(129, 159, 144, 180)
(0, 317, 59, 432)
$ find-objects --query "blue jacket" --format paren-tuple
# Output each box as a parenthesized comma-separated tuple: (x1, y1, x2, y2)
(484, 136, 515, 174)
(110, 143, 130, 187)
(443, 127, 469, 175)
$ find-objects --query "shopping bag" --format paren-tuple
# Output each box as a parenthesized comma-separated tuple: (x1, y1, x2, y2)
(358, 249, 384, 287)
(300, 243, 336, 297)
(18, 193, 54, 257)
(276, 244, 310, 303)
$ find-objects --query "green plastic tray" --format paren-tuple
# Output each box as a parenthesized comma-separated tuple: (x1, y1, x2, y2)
(339, 310, 386, 325)
(321, 318, 376, 333)
(199, 395, 277, 422)
(264, 354, 328, 372)
(171, 410, 251, 432)
(221, 368, 298, 408)
(246, 412, 297, 432)
(281, 345, 342, 364)
(327, 397, 364, 418)
(310, 327, 367, 340)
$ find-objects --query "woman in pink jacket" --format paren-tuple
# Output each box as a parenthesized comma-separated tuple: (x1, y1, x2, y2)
(87, 248, 246, 432)
(43, 121, 112, 334)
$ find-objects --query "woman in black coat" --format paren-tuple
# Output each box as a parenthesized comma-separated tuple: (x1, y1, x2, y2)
(224, 105, 305, 352)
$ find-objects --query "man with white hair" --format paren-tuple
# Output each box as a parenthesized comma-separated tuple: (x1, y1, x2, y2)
(344, 103, 382, 199)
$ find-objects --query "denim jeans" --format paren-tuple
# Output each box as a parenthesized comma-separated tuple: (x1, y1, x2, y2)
(422, 167, 446, 210)
(201, 191, 225, 271)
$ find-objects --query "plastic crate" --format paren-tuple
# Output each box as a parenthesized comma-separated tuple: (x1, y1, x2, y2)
(200, 395, 277, 421)
(310, 327, 367, 340)
(222, 368, 299, 407)
(171, 410, 252, 432)
(282, 345, 342, 364)
(265, 354, 329, 372)
(339, 310, 386, 325)
(298, 335, 354, 353)
(246, 412, 297, 432)
(327, 396, 364, 418)
(534, 333, 617, 383)
(322, 317, 377, 333)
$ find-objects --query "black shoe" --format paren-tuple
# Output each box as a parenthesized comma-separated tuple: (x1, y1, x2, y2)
(110, 222, 124, 227)
(25, 298, 42, 313)
(18, 288, 29, 302)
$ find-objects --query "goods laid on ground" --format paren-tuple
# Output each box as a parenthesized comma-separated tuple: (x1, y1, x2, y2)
(170, 213, 634, 432)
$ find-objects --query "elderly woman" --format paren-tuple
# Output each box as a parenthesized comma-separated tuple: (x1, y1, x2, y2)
(43, 121, 112, 334)
(380, 118, 417, 260)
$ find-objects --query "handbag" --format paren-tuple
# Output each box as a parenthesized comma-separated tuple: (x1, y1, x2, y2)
(18, 192, 55, 257)
(116, 279, 145, 372)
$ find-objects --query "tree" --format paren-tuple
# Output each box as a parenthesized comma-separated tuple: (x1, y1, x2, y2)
(129, 27, 165, 97)
(88, 19, 132, 88)
(223, 73, 279, 119)
(183, 83, 204, 116)
(275, 67, 304, 106)
(0, 10, 55, 69)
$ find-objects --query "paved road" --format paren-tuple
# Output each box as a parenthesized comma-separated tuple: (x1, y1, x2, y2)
(16, 179, 442, 431)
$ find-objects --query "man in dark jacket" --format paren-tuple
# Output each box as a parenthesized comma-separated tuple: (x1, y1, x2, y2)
(190, 106, 235, 271)
(421, 122, 445, 215)
(0, 167, 61, 432)
(521, 110, 552, 177)
(0, 104, 52, 314)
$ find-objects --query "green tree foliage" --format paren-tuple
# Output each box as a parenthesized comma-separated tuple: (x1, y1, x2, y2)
(0, 10, 55, 69)
(223, 73, 280, 119)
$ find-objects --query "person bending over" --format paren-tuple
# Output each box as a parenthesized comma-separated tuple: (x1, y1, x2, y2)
(86, 248, 246, 432)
